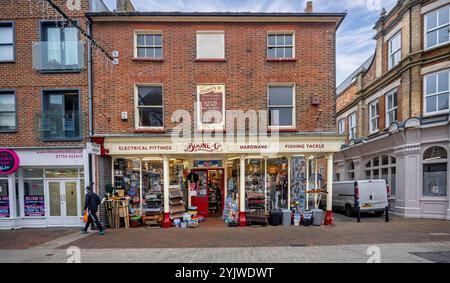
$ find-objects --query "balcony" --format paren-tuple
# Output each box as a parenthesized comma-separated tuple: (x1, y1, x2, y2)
(32, 41, 85, 72)
(35, 111, 85, 142)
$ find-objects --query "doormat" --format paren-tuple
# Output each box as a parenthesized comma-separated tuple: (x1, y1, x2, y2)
(410, 251, 450, 263)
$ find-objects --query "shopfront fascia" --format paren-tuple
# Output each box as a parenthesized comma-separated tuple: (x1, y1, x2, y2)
(104, 135, 343, 227)
(0, 148, 89, 230)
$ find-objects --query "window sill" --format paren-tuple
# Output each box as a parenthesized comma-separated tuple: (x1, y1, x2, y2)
(267, 58, 297, 62)
(420, 197, 448, 202)
(0, 130, 18, 133)
(0, 60, 15, 64)
(423, 41, 450, 53)
(133, 129, 166, 133)
(422, 110, 450, 118)
(37, 69, 83, 74)
(132, 57, 164, 62)
(195, 58, 227, 62)
(195, 129, 226, 133)
(42, 138, 83, 142)
(368, 130, 380, 137)
(268, 127, 298, 133)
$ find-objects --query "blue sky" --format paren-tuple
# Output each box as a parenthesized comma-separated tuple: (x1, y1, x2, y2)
(103, 0, 397, 85)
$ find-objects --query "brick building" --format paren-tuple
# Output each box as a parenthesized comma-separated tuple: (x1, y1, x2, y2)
(88, 0, 345, 227)
(0, 0, 110, 229)
(335, 0, 450, 220)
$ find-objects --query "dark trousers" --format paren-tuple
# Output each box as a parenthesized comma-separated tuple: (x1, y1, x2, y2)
(84, 210, 104, 232)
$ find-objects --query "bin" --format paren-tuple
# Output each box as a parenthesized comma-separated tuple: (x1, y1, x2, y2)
(281, 209, 292, 226)
(312, 209, 324, 226)
(303, 211, 313, 226)
(269, 209, 282, 226)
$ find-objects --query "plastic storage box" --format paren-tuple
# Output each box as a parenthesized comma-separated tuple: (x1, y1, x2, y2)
(281, 209, 292, 226)
(312, 209, 324, 226)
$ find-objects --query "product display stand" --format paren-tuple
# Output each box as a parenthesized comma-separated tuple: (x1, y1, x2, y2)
(142, 173, 163, 227)
(169, 187, 186, 220)
(245, 167, 267, 226)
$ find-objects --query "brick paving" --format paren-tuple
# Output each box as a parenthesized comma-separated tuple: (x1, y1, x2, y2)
(58, 216, 450, 250)
(0, 228, 77, 250)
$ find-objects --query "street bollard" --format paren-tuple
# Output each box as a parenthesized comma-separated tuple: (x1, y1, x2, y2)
(385, 206, 389, 222)
(357, 206, 361, 223)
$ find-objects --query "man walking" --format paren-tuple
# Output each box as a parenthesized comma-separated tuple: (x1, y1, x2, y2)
(81, 185, 105, 235)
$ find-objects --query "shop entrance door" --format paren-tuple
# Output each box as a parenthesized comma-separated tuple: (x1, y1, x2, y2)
(47, 180, 81, 227)
(191, 169, 224, 219)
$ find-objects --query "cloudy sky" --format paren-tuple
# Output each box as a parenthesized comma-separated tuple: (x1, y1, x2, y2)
(103, 0, 397, 86)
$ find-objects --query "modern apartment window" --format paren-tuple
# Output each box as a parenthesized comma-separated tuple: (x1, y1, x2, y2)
(385, 90, 398, 127)
(425, 5, 450, 49)
(0, 91, 16, 132)
(338, 118, 345, 135)
(135, 85, 164, 129)
(349, 112, 357, 140)
(267, 33, 294, 59)
(0, 22, 15, 62)
(424, 69, 449, 115)
(369, 100, 379, 134)
(42, 91, 81, 141)
(196, 31, 225, 59)
(40, 21, 80, 70)
(268, 85, 295, 127)
(388, 32, 401, 69)
(135, 32, 162, 59)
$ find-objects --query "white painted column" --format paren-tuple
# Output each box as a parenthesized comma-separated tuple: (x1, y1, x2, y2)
(111, 157, 115, 188)
(8, 173, 16, 220)
(326, 154, 334, 212)
(306, 156, 310, 210)
(239, 156, 246, 213)
(287, 156, 292, 210)
(139, 159, 143, 216)
(163, 156, 170, 214)
(264, 157, 267, 212)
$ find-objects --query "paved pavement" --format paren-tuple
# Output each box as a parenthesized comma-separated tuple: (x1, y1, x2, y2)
(0, 214, 449, 263)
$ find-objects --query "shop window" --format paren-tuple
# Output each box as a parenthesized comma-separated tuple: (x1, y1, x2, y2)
(385, 90, 398, 127)
(135, 32, 163, 59)
(423, 146, 447, 197)
(0, 179, 9, 218)
(197, 84, 225, 130)
(245, 159, 265, 213)
(291, 157, 306, 210)
(424, 69, 449, 115)
(369, 99, 379, 134)
(142, 160, 164, 221)
(365, 155, 397, 196)
(0, 90, 17, 132)
(267, 33, 294, 59)
(23, 179, 45, 217)
(42, 90, 81, 141)
(226, 158, 240, 203)
(196, 31, 225, 59)
(267, 158, 289, 210)
(268, 85, 295, 128)
(349, 112, 357, 139)
(425, 5, 450, 49)
(114, 159, 142, 216)
(0, 21, 15, 62)
(135, 85, 164, 129)
(388, 31, 401, 70)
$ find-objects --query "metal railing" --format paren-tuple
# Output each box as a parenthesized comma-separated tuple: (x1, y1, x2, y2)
(35, 111, 85, 141)
(32, 41, 85, 72)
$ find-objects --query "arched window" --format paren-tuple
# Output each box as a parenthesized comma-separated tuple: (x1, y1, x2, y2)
(365, 155, 397, 196)
(347, 161, 355, 180)
(423, 146, 448, 197)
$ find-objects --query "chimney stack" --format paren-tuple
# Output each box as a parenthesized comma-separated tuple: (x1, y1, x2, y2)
(116, 0, 136, 12)
(305, 1, 313, 13)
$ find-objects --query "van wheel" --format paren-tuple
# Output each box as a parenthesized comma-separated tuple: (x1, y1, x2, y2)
(374, 211, 385, 217)
(345, 205, 354, 217)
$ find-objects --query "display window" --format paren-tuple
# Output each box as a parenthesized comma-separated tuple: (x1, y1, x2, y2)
(23, 168, 45, 217)
(114, 159, 141, 216)
(142, 160, 164, 226)
(0, 178, 9, 218)
(290, 157, 306, 211)
(266, 157, 289, 210)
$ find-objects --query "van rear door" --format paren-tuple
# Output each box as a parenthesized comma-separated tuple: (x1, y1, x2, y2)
(358, 180, 388, 210)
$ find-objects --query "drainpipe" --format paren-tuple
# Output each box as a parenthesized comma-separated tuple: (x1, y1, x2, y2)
(87, 19, 94, 188)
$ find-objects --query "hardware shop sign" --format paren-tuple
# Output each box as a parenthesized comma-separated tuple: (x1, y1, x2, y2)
(0, 149, 20, 175)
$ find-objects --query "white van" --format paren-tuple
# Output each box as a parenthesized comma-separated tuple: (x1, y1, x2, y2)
(322, 180, 389, 217)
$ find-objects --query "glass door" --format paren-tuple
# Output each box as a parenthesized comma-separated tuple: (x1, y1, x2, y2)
(46, 180, 81, 227)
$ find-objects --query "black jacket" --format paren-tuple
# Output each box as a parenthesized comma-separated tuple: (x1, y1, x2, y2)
(84, 191, 101, 212)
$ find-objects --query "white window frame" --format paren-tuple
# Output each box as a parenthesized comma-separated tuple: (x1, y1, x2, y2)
(388, 31, 401, 70)
(369, 99, 380, 134)
(134, 84, 164, 130)
(196, 84, 226, 130)
(385, 89, 398, 127)
(424, 5, 450, 50)
(423, 69, 450, 116)
(267, 31, 295, 59)
(338, 118, 345, 135)
(0, 21, 15, 63)
(196, 31, 225, 60)
(134, 31, 163, 59)
(267, 84, 296, 129)
(349, 112, 357, 140)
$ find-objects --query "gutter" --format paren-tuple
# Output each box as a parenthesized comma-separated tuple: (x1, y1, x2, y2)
(87, 18, 94, 187)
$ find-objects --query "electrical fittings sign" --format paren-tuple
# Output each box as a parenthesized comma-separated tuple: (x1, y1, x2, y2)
(0, 149, 20, 175)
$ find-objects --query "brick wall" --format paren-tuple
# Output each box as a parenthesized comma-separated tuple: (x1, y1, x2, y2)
(0, 0, 89, 148)
(91, 20, 339, 135)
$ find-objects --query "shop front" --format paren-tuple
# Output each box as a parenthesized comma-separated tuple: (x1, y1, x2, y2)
(0, 148, 89, 229)
(103, 135, 342, 228)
